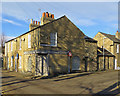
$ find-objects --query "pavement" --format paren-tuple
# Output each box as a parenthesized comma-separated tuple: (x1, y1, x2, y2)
(1, 69, 120, 95)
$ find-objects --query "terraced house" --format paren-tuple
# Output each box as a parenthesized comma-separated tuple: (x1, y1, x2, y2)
(94, 31, 120, 70)
(4, 12, 98, 76)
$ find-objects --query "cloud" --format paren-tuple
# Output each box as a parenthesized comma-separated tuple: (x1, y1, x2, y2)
(1, 0, 120, 2)
(2, 19, 22, 26)
(2, 2, 117, 23)
(5, 35, 15, 41)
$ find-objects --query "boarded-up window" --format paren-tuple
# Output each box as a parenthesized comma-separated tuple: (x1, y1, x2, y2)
(19, 56, 22, 69)
(50, 33, 57, 46)
(72, 56, 80, 70)
(117, 44, 119, 53)
(20, 38, 21, 50)
(28, 34, 31, 48)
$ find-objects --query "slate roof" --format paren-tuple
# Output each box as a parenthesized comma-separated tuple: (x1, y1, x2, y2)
(100, 32, 120, 43)
(97, 47, 115, 57)
(6, 15, 85, 43)
(84, 36, 97, 43)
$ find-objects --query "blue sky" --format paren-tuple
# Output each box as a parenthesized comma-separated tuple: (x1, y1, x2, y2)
(1, 2, 118, 40)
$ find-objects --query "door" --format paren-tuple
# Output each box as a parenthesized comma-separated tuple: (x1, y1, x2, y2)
(115, 59, 117, 70)
(28, 56, 32, 72)
(72, 56, 80, 70)
(15, 56, 17, 72)
(36, 55, 48, 76)
(85, 57, 88, 72)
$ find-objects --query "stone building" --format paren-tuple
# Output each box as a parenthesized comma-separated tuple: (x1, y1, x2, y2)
(4, 12, 98, 76)
(94, 31, 120, 70)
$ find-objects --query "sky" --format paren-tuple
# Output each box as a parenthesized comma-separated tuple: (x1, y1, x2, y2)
(1, 1, 119, 41)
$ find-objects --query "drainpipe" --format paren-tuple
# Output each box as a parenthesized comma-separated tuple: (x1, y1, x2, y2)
(103, 37, 106, 70)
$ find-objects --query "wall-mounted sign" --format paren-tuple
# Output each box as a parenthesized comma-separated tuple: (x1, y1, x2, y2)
(68, 51, 72, 57)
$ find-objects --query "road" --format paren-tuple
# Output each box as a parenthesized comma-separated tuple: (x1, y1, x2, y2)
(1, 69, 120, 95)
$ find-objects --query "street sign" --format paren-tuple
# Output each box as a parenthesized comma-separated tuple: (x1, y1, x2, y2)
(68, 51, 72, 57)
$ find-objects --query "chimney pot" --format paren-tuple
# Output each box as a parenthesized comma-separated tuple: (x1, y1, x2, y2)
(36, 21, 37, 25)
(38, 21, 40, 25)
(49, 13, 52, 17)
(42, 12, 45, 17)
(51, 14, 54, 19)
(33, 21, 35, 24)
(46, 12, 49, 17)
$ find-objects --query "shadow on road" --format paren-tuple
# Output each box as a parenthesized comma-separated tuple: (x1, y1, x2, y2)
(1, 76, 15, 79)
(54, 72, 92, 81)
(2, 85, 29, 93)
(2, 79, 21, 84)
(94, 82, 120, 95)
(2, 79, 37, 87)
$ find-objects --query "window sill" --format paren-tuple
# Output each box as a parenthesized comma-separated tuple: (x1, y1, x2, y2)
(40, 44, 57, 47)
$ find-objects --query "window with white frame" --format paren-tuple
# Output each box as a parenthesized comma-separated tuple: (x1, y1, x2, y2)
(28, 34, 31, 48)
(11, 41, 13, 51)
(11, 56, 13, 67)
(19, 56, 22, 69)
(117, 44, 119, 53)
(8, 43, 9, 52)
(20, 38, 21, 50)
(50, 32, 57, 46)
(5, 43, 7, 56)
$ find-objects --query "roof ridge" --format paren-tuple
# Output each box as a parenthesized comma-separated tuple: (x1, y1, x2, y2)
(5, 15, 66, 43)
(100, 31, 120, 43)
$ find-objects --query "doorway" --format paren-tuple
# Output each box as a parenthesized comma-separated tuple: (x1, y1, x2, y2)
(72, 56, 80, 71)
(36, 55, 48, 76)
(15, 56, 17, 72)
(28, 56, 32, 72)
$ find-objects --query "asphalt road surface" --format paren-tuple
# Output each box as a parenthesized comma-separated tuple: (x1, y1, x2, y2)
(1, 69, 120, 95)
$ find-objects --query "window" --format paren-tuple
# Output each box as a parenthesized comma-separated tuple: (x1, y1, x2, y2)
(11, 56, 13, 67)
(50, 33, 57, 46)
(19, 56, 22, 69)
(11, 41, 13, 51)
(20, 38, 21, 50)
(117, 44, 119, 53)
(5, 43, 7, 56)
(28, 34, 31, 48)
(8, 43, 9, 52)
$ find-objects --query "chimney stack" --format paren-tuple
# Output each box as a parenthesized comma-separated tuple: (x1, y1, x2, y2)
(29, 19, 40, 30)
(41, 12, 55, 25)
(116, 31, 120, 39)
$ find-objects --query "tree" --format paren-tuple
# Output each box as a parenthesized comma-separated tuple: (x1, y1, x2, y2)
(0, 32, 6, 54)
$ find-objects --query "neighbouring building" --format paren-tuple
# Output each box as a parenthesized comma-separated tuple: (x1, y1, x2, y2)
(94, 31, 120, 70)
(4, 12, 98, 76)
(0, 46, 4, 68)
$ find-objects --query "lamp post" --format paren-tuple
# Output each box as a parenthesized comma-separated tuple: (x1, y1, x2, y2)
(103, 37, 107, 70)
